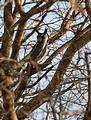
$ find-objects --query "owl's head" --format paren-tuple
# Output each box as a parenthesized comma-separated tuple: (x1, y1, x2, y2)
(36, 29, 48, 42)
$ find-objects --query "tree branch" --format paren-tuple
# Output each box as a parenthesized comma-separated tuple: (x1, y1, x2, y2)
(16, 26, 91, 119)
(1, 0, 14, 57)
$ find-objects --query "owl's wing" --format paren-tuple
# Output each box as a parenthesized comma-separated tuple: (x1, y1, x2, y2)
(30, 41, 43, 61)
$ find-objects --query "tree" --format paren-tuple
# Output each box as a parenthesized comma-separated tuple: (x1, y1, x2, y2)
(0, 0, 91, 120)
